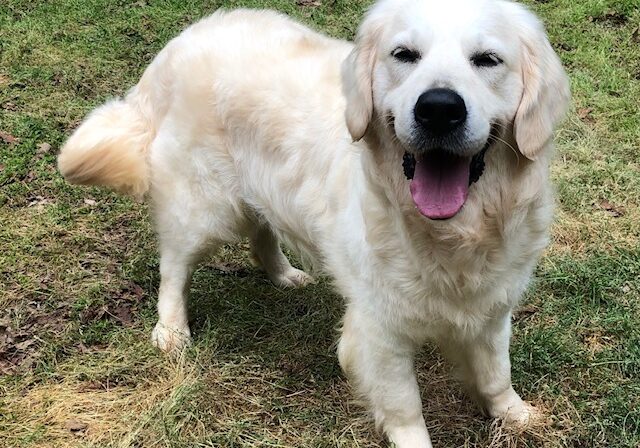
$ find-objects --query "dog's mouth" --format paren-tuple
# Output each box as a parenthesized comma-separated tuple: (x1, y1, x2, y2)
(402, 142, 490, 220)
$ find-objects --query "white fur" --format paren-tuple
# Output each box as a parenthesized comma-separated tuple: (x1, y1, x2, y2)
(58, 1, 569, 446)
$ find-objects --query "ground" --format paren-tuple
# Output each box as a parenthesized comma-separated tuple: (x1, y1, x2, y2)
(0, 0, 639, 447)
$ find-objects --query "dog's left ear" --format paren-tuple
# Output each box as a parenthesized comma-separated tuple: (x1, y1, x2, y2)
(511, 5, 570, 160)
(342, 10, 383, 141)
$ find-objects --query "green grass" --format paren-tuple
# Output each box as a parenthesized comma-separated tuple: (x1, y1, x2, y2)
(1, 0, 639, 446)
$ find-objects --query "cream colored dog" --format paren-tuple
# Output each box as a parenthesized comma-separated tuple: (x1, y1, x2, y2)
(58, 0, 569, 446)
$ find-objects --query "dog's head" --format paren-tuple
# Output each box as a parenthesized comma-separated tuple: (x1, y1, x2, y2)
(342, 0, 570, 220)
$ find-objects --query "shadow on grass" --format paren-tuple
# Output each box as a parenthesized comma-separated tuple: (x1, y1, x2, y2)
(169, 249, 559, 447)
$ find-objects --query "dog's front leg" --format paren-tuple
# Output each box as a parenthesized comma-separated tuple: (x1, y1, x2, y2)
(446, 312, 541, 425)
(338, 305, 433, 448)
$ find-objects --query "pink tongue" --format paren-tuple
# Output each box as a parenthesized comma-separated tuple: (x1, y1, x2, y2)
(409, 151, 470, 219)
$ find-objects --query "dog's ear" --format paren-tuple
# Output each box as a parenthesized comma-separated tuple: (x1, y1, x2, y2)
(342, 12, 383, 141)
(511, 5, 570, 160)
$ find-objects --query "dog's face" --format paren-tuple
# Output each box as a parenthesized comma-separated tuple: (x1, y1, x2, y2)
(342, 0, 570, 219)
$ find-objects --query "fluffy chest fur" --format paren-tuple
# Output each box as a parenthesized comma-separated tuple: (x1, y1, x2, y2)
(321, 144, 554, 340)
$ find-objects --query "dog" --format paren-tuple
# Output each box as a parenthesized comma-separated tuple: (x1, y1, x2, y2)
(58, 0, 570, 446)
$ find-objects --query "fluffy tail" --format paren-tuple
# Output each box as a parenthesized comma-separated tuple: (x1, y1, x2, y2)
(58, 97, 154, 199)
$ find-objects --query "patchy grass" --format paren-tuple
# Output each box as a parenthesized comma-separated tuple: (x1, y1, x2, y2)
(0, 0, 639, 447)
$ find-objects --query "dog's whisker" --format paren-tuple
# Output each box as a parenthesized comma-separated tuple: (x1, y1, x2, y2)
(490, 133, 520, 161)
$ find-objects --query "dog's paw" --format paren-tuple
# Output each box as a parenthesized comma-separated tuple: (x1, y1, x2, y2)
(502, 401, 544, 427)
(484, 388, 546, 428)
(386, 420, 433, 448)
(270, 267, 314, 288)
(488, 393, 544, 428)
(151, 322, 191, 353)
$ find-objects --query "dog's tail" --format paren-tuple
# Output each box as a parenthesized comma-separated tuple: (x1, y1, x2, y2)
(58, 94, 154, 199)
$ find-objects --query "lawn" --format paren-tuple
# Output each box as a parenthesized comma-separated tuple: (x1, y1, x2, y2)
(0, 0, 639, 446)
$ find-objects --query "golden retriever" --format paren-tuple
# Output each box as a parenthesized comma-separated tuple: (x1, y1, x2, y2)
(58, 0, 570, 446)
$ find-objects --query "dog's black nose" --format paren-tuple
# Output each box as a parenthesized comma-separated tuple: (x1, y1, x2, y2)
(414, 88, 467, 135)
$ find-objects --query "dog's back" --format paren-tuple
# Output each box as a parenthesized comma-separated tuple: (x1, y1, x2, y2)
(58, 9, 352, 203)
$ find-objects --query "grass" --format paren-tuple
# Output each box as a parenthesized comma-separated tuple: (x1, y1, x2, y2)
(0, 0, 639, 446)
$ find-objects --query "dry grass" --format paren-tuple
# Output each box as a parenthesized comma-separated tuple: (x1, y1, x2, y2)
(4, 348, 197, 448)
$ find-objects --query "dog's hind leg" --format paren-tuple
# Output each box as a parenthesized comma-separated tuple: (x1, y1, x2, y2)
(151, 234, 219, 353)
(149, 180, 235, 353)
(250, 224, 313, 288)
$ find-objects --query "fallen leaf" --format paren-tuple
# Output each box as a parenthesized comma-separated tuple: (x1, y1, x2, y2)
(129, 282, 145, 300)
(80, 305, 107, 323)
(112, 304, 134, 326)
(514, 304, 538, 319)
(0, 131, 18, 144)
(36, 142, 52, 154)
(632, 26, 640, 43)
(577, 107, 594, 122)
(296, 0, 321, 6)
(27, 196, 53, 208)
(65, 419, 88, 432)
(13, 352, 35, 371)
(597, 200, 625, 217)
(211, 261, 250, 277)
(15, 339, 35, 351)
(83, 198, 97, 206)
(78, 380, 104, 391)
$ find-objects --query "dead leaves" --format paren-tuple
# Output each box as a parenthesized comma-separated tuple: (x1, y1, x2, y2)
(589, 10, 628, 27)
(80, 283, 145, 328)
(0, 316, 40, 375)
(0, 279, 145, 375)
(80, 303, 136, 327)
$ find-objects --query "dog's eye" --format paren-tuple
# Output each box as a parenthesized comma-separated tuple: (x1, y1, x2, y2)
(392, 47, 420, 63)
(471, 52, 503, 68)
